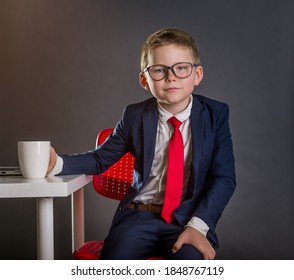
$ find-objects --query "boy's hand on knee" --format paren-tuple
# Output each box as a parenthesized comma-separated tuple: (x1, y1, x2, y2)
(172, 226, 216, 260)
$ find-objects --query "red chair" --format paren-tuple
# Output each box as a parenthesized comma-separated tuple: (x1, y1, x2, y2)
(92, 128, 135, 201)
(73, 128, 162, 260)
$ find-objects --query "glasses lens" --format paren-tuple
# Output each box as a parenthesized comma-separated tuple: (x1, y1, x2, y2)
(148, 65, 167, 80)
(172, 63, 193, 78)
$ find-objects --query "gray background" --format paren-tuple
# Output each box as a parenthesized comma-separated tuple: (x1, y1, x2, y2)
(0, 0, 293, 260)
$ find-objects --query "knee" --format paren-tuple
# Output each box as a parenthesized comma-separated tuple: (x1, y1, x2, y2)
(167, 244, 203, 260)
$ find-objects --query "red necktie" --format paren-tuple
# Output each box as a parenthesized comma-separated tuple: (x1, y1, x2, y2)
(161, 117, 184, 223)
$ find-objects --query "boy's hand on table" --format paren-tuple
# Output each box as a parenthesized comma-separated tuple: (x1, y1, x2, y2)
(172, 226, 216, 260)
(47, 146, 57, 174)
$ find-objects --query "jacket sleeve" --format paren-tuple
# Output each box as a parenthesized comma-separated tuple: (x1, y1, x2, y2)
(193, 103, 236, 231)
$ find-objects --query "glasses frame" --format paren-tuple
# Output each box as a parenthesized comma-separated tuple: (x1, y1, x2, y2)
(143, 62, 198, 81)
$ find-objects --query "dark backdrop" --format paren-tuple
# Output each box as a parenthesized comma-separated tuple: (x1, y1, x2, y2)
(0, 0, 293, 259)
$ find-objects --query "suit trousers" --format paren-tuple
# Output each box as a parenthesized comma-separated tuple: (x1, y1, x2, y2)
(100, 207, 203, 260)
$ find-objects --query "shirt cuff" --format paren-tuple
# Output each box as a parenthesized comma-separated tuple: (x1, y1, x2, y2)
(47, 155, 64, 176)
(185, 217, 209, 236)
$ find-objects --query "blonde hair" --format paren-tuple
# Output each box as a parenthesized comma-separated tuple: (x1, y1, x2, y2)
(140, 28, 201, 71)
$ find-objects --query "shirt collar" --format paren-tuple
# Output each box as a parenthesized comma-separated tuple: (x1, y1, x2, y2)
(157, 95, 193, 123)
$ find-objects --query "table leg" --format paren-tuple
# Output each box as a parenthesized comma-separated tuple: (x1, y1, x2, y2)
(36, 197, 54, 260)
(71, 187, 85, 251)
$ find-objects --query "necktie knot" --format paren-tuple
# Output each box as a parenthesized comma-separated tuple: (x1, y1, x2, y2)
(168, 116, 182, 129)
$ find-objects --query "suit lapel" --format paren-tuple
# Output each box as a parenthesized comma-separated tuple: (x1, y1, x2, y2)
(190, 95, 205, 175)
(142, 101, 159, 183)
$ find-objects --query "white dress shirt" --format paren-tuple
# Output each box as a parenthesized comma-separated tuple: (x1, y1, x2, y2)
(48, 95, 209, 236)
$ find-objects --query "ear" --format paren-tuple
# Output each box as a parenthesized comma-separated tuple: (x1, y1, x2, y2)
(193, 66, 204, 86)
(139, 72, 150, 91)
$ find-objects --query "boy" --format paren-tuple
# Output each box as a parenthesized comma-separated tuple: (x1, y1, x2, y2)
(48, 28, 236, 259)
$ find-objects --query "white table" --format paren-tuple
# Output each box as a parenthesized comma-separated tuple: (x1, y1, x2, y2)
(0, 174, 92, 260)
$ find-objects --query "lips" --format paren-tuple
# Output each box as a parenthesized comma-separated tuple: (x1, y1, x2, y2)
(164, 87, 179, 91)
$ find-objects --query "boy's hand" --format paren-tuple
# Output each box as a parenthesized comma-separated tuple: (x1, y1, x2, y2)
(172, 226, 216, 260)
(47, 146, 57, 174)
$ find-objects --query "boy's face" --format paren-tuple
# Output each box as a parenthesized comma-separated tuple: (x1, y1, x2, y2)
(139, 44, 203, 114)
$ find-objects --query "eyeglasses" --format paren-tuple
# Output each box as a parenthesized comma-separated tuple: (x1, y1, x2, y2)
(143, 62, 198, 81)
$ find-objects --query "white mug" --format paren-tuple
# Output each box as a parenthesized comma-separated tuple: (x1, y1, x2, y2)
(18, 141, 50, 179)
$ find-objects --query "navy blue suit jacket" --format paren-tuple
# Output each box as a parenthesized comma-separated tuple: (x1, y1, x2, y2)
(61, 94, 236, 247)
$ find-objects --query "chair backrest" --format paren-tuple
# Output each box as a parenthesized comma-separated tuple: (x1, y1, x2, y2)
(92, 128, 135, 200)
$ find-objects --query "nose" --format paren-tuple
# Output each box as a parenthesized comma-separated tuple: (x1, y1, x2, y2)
(165, 67, 176, 81)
